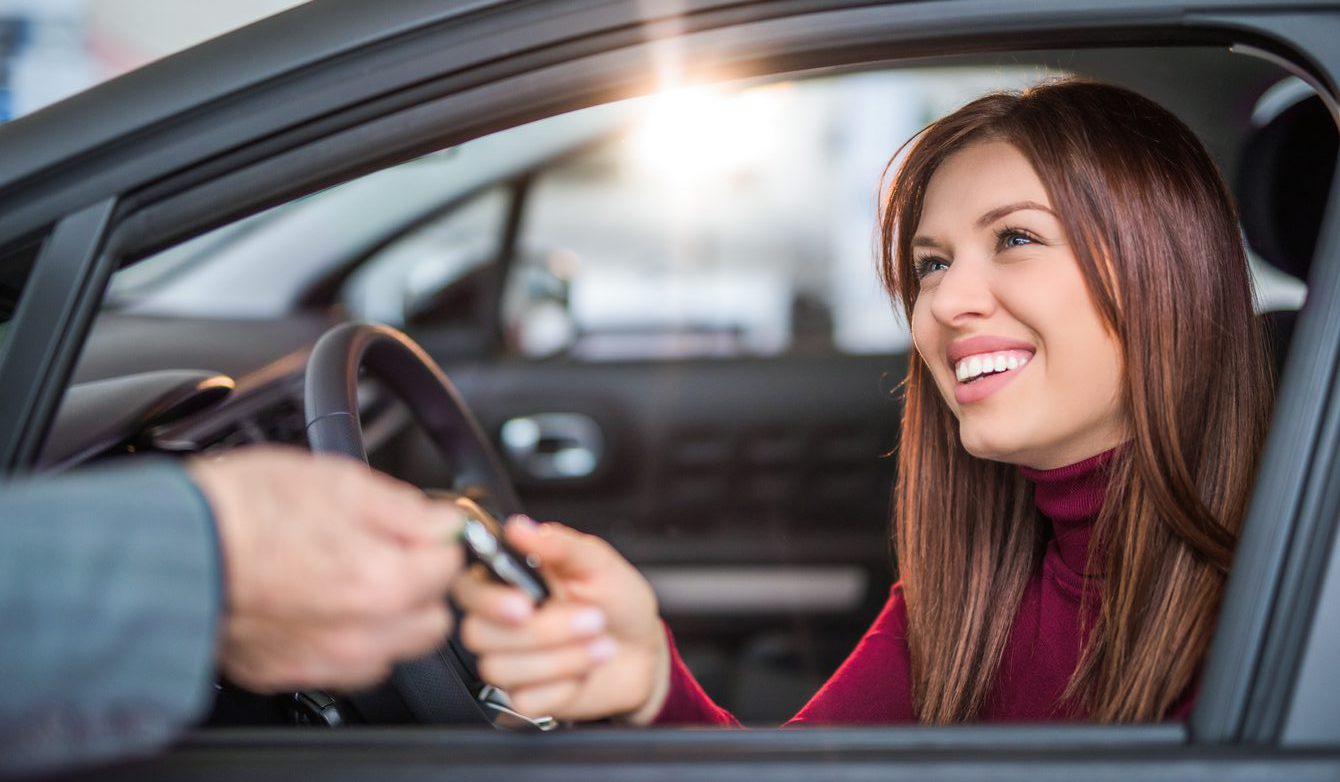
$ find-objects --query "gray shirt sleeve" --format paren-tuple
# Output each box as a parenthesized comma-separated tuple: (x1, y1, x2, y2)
(0, 458, 224, 777)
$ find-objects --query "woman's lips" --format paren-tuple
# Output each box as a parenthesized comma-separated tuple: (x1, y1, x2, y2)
(953, 360, 1028, 405)
(946, 336, 1037, 366)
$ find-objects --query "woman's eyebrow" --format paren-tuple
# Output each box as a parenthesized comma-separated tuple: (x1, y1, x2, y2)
(911, 201, 1056, 249)
(975, 200, 1056, 228)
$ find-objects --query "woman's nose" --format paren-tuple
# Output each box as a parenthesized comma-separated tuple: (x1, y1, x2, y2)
(927, 258, 996, 326)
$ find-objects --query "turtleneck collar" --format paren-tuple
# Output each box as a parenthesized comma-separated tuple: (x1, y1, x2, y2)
(1017, 448, 1117, 578)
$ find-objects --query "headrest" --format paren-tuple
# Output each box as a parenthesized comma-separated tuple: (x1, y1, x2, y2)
(1236, 94, 1338, 282)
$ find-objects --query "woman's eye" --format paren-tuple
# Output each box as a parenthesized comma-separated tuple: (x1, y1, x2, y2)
(915, 257, 949, 279)
(997, 228, 1038, 250)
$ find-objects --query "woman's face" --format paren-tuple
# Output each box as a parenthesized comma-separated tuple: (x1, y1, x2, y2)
(909, 139, 1128, 470)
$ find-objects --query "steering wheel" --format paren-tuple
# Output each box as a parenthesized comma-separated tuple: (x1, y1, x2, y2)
(303, 321, 523, 726)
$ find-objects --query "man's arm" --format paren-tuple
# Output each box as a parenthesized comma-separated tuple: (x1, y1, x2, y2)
(0, 447, 467, 779)
(0, 459, 222, 777)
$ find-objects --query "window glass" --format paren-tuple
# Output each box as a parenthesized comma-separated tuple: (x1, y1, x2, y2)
(502, 68, 1065, 361)
(102, 61, 1315, 339)
(105, 205, 287, 305)
(341, 187, 509, 328)
(105, 104, 613, 322)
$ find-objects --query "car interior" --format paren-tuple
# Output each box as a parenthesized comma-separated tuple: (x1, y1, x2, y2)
(18, 39, 1337, 733)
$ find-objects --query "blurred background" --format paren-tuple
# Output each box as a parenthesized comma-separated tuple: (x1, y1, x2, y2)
(0, 0, 305, 119)
(7, 0, 1306, 360)
(0, 0, 1039, 359)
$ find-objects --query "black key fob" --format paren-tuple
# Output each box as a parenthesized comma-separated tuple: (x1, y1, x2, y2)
(432, 492, 550, 604)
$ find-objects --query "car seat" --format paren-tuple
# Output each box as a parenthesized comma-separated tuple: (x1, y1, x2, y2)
(1236, 92, 1338, 378)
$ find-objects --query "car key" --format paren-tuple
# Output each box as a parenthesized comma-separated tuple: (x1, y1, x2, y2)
(429, 491, 550, 604)
(425, 490, 556, 728)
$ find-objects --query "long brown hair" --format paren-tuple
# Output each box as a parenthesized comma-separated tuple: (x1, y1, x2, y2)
(878, 80, 1274, 723)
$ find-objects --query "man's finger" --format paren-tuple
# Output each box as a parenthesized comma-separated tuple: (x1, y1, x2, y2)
(397, 539, 466, 604)
(361, 483, 464, 547)
(379, 602, 455, 660)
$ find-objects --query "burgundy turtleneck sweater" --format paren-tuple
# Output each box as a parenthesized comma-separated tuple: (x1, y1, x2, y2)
(654, 449, 1192, 725)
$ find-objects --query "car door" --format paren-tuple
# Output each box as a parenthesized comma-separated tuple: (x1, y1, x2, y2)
(2, 0, 1339, 779)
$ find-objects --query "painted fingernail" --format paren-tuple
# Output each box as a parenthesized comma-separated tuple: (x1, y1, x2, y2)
(500, 595, 533, 622)
(507, 514, 537, 530)
(588, 636, 617, 662)
(571, 607, 606, 635)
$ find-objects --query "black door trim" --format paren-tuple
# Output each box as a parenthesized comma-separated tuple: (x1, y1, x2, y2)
(1185, 10, 1340, 747)
(0, 199, 116, 472)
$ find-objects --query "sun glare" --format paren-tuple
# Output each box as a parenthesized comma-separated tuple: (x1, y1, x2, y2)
(628, 85, 787, 181)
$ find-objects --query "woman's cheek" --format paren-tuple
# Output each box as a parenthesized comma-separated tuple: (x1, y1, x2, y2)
(1028, 287, 1126, 444)
(909, 305, 953, 407)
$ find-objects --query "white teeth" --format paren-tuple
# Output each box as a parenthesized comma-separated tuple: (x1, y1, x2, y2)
(953, 350, 1033, 383)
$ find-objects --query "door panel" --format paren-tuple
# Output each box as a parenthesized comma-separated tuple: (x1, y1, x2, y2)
(430, 353, 903, 720)
(446, 353, 904, 570)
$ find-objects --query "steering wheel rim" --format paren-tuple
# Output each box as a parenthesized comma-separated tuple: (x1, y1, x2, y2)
(303, 321, 519, 726)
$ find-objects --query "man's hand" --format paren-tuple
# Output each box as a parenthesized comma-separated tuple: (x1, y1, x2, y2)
(187, 447, 464, 692)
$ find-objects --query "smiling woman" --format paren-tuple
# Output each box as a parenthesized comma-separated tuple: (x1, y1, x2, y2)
(907, 141, 1127, 469)
(453, 77, 1276, 729)
(882, 80, 1274, 723)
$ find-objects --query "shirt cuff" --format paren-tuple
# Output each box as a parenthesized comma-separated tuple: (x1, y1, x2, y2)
(652, 622, 740, 727)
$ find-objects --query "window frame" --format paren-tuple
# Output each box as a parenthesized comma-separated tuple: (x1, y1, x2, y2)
(0, 0, 1337, 775)
(0, 201, 114, 472)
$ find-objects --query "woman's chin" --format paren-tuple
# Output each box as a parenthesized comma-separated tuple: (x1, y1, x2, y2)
(957, 429, 1029, 466)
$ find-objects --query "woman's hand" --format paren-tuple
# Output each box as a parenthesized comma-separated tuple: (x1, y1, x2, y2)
(452, 517, 671, 724)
